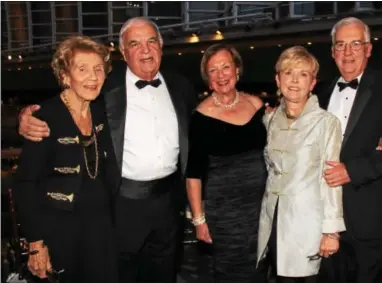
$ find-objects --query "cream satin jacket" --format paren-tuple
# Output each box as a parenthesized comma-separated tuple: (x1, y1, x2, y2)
(257, 95, 346, 277)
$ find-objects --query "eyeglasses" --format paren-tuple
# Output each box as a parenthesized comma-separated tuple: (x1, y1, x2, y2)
(333, 40, 368, 51)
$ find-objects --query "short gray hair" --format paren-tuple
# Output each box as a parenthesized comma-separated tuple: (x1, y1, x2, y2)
(331, 17, 371, 44)
(119, 17, 163, 50)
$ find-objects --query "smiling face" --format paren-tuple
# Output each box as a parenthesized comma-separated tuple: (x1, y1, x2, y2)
(120, 20, 163, 81)
(332, 22, 372, 81)
(62, 51, 106, 101)
(276, 61, 316, 103)
(207, 49, 238, 95)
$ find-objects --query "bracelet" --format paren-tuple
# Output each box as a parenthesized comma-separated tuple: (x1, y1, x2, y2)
(324, 233, 340, 240)
(192, 213, 206, 226)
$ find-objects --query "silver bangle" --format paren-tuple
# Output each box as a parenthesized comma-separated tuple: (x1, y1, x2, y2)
(192, 214, 206, 226)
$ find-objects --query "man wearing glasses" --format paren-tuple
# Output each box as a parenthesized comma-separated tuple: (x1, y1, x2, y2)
(318, 17, 382, 283)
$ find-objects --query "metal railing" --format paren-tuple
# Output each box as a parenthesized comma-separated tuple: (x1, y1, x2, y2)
(1, 1, 381, 55)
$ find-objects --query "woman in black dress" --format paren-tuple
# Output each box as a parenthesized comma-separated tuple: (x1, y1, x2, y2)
(14, 36, 119, 283)
(186, 44, 268, 283)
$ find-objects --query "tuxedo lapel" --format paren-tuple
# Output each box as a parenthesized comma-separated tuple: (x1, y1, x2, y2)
(103, 65, 127, 171)
(161, 71, 189, 174)
(342, 68, 375, 147)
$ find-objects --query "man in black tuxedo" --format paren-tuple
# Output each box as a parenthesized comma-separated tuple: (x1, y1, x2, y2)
(18, 17, 197, 283)
(318, 17, 382, 283)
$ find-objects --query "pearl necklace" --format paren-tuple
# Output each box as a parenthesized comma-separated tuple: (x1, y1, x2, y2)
(212, 91, 239, 110)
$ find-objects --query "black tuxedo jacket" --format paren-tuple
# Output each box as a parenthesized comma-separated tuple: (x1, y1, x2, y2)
(317, 66, 382, 239)
(14, 95, 119, 242)
(100, 65, 197, 207)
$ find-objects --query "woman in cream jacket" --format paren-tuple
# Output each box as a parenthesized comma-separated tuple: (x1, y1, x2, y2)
(257, 46, 346, 283)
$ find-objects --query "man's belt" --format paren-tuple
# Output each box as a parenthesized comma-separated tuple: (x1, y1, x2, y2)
(119, 172, 178, 199)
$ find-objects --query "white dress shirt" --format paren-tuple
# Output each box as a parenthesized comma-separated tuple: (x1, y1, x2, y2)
(327, 73, 363, 136)
(122, 68, 179, 181)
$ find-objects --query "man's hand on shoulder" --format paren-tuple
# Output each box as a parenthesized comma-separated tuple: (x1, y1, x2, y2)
(18, 105, 50, 142)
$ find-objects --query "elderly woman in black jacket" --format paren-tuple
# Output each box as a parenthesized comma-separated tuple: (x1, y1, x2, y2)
(14, 35, 119, 283)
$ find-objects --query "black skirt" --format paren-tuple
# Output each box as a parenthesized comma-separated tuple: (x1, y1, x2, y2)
(204, 149, 267, 283)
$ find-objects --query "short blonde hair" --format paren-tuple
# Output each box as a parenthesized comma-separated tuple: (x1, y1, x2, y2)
(51, 35, 112, 87)
(200, 44, 243, 85)
(275, 46, 319, 77)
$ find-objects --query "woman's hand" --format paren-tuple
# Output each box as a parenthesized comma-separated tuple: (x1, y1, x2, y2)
(319, 234, 339, 258)
(27, 240, 52, 278)
(195, 223, 213, 244)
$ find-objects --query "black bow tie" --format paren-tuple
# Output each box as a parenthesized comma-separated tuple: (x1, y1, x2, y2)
(337, 79, 359, 92)
(135, 78, 162, 89)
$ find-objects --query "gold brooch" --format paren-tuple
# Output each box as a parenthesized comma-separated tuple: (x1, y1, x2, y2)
(95, 124, 104, 133)
(46, 192, 74, 202)
(57, 136, 79, 144)
(54, 165, 80, 174)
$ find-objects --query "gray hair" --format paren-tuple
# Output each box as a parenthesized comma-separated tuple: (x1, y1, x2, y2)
(331, 17, 371, 44)
(119, 17, 163, 50)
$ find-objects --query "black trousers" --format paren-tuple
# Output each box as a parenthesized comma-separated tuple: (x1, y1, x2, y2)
(267, 200, 317, 283)
(319, 231, 382, 283)
(115, 192, 180, 283)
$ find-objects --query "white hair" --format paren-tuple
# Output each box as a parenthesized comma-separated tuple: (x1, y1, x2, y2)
(331, 17, 371, 44)
(118, 17, 163, 50)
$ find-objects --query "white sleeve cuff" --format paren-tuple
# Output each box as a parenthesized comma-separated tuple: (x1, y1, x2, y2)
(322, 218, 346, 233)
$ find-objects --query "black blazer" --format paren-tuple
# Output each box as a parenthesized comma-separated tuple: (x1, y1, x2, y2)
(100, 65, 197, 205)
(14, 95, 119, 242)
(317, 66, 382, 239)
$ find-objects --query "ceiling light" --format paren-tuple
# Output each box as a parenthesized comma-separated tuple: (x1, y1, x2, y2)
(18, 55, 22, 59)
(250, 46, 254, 50)
(188, 34, 200, 43)
(374, 37, 379, 41)
(307, 42, 312, 45)
(178, 52, 182, 56)
(7, 55, 12, 60)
